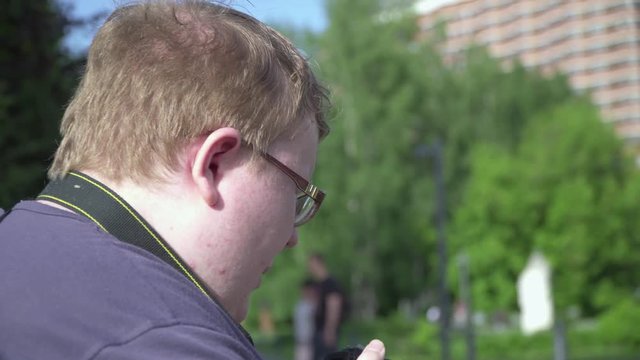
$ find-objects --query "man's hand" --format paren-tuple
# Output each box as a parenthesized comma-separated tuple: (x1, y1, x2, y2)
(356, 339, 385, 360)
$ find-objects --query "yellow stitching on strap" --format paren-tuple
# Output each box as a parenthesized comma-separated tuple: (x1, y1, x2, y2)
(38, 195, 109, 233)
(68, 172, 210, 298)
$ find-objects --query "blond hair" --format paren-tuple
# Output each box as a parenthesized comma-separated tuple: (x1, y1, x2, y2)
(49, 0, 329, 182)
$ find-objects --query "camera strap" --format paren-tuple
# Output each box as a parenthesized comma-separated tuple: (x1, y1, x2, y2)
(37, 171, 253, 344)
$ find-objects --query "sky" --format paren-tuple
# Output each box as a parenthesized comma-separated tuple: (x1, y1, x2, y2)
(59, 0, 328, 53)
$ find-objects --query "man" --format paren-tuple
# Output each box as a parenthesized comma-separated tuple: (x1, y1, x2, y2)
(308, 253, 347, 359)
(0, 1, 385, 359)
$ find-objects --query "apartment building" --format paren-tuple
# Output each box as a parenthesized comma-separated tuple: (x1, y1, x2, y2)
(415, 0, 640, 152)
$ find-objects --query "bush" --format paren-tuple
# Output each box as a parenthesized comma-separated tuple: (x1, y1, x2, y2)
(348, 313, 640, 360)
(599, 298, 640, 347)
(252, 312, 640, 359)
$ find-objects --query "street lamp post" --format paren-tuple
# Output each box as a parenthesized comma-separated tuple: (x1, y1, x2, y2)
(415, 140, 450, 360)
(458, 254, 476, 360)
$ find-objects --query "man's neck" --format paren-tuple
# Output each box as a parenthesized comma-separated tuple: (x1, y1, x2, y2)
(43, 170, 198, 252)
(85, 170, 194, 244)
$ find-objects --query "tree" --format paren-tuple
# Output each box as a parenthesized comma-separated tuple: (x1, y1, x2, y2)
(0, 0, 82, 208)
(521, 101, 638, 313)
(302, 0, 577, 316)
(303, 0, 440, 316)
(449, 100, 640, 315)
(447, 143, 527, 311)
(250, 0, 600, 325)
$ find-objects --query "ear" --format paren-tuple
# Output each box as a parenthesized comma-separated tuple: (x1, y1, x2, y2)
(191, 127, 242, 206)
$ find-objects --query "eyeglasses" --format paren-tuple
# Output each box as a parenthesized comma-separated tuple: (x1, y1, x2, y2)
(258, 151, 325, 227)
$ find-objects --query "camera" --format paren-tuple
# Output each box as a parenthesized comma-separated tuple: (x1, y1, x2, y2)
(324, 346, 390, 360)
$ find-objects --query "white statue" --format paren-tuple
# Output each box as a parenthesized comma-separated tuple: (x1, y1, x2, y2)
(517, 251, 554, 335)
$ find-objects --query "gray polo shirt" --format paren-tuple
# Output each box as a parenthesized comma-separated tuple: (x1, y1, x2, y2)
(0, 201, 262, 359)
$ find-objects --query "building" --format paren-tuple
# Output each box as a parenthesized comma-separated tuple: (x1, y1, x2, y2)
(415, 0, 640, 153)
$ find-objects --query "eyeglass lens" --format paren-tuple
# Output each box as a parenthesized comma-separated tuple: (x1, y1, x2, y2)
(295, 194, 316, 226)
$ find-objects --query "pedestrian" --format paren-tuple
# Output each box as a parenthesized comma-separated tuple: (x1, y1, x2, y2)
(294, 279, 318, 360)
(308, 253, 348, 359)
(0, 1, 385, 359)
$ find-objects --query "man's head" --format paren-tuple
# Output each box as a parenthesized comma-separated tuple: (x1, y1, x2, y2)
(47, 0, 329, 322)
(49, 0, 328, 183)
(308, 252, 329, 281)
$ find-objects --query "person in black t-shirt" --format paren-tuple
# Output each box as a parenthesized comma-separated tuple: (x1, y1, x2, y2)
(308, 253, 346, 360)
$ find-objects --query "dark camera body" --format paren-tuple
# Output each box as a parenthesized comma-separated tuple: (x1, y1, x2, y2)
(324, 346, 390, 360)
(324, 347, 364, 360)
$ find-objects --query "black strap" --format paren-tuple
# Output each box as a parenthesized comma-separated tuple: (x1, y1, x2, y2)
(38, 171, 253, 344)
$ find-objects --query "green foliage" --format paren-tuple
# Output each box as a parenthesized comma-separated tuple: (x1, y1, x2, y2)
(343, 314, 441, 357)
(246, 307, 640, 360)
(0, 0, 81, 208)
(302, 0, 439, 315)
(448, 144, 527, 310)
(599, 298, 640, 347)
(296, 0, 578, 318)
(335, 315, 640, 360)
(450, 100, 640, 315)
(522, 101, 634, 311)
